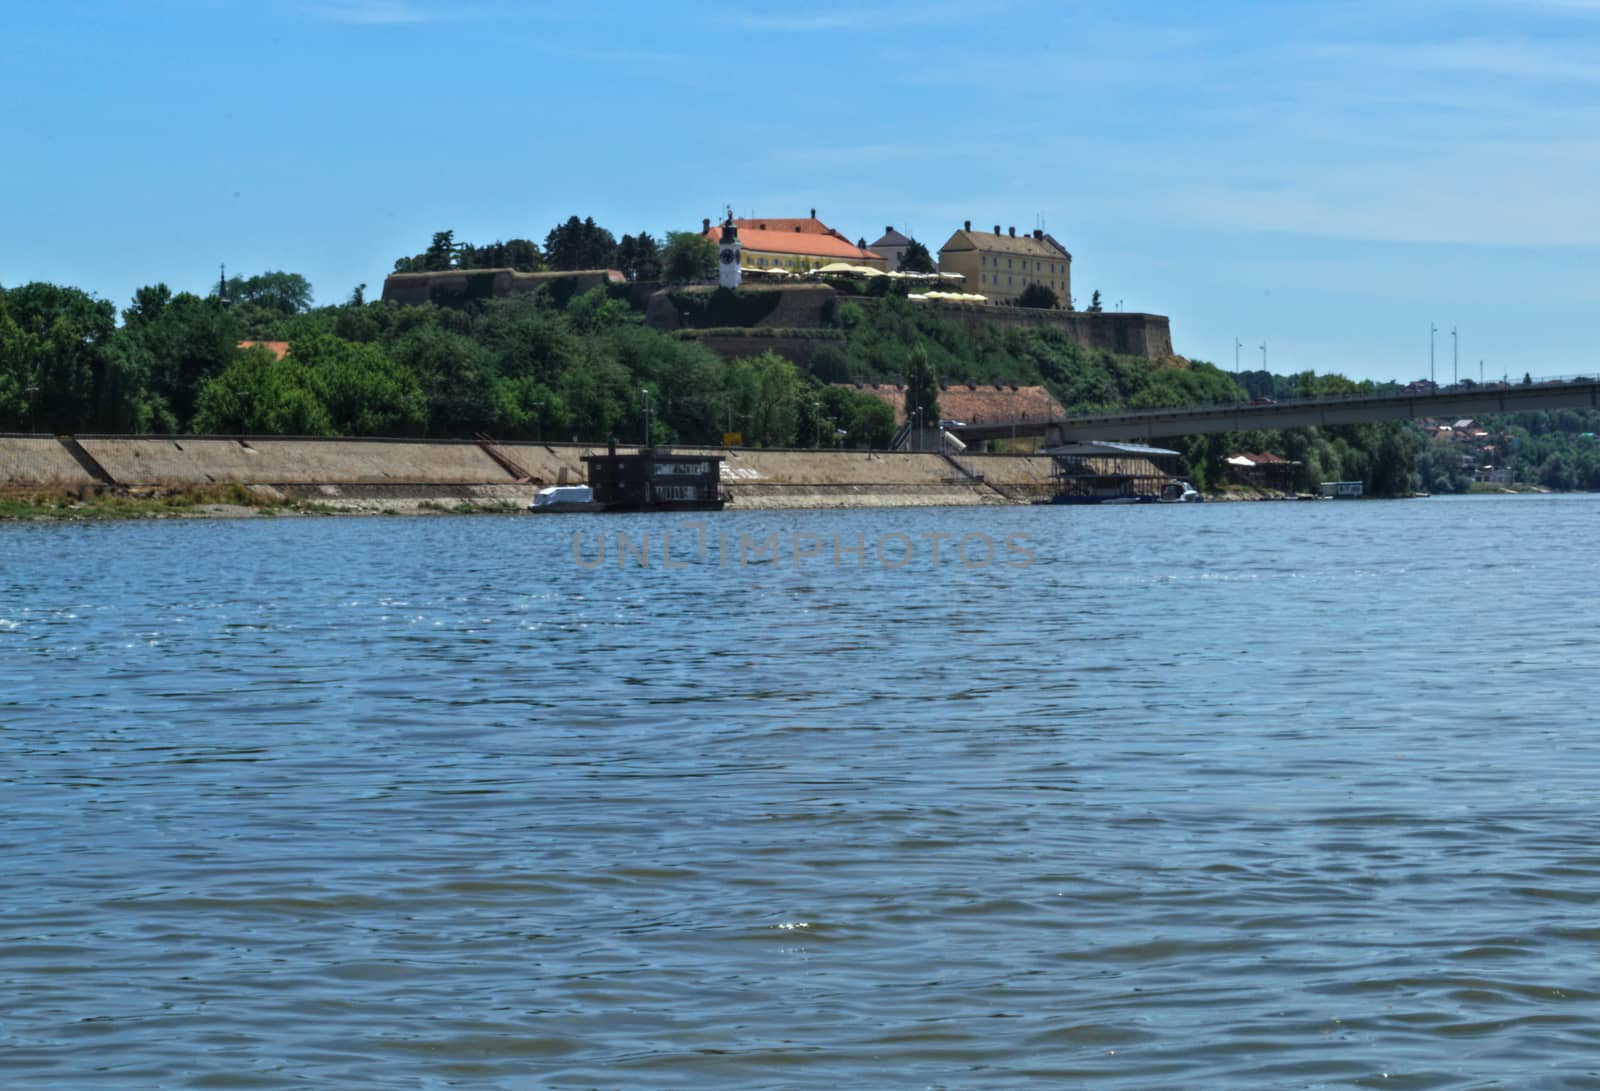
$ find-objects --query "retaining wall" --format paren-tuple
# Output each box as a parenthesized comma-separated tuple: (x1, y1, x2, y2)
(78, 438, 506, 486)
(0, 437, 1061, 509)
(0, 437, 100, 490)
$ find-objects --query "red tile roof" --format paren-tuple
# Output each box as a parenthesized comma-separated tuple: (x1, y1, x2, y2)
(238, 340, 290, 361)
(842, 382, 1065, 426)
(703, 216, 881, 262)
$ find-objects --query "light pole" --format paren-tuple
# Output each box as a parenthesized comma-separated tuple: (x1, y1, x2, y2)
(1452, 326, 1458, 386)
(25, 384, 39, 435)
(1260, 341, 1267, 370)
(641, 387, 651, 448)
(1234, 337, 1242, 371)
(1430, 323, 1437, 386)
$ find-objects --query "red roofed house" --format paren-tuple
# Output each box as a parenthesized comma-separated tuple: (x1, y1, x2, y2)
(700, 210, 885, 273)
(238, 340, 291, 361)
(1225, 451, 1301, 493)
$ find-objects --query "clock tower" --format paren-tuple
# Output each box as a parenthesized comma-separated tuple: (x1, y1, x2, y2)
(717, 214, 741, 290)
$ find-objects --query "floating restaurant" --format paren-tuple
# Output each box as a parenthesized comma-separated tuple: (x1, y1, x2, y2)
(530, 444, 729, 512)
(1042, 441, 1197, 504)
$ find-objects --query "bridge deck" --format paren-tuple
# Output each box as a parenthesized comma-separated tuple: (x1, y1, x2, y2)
(943, 377, 1600, 443)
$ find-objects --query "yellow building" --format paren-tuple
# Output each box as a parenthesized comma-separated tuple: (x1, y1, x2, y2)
(700, 212, 885, 273)
(937, 221, 1072, 306)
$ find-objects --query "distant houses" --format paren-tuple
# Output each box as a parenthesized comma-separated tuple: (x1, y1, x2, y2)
(867, 226, 914, 272)
(936, 221, 1072, 307)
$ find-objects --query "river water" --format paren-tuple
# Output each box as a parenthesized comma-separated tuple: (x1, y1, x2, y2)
(3, 494, 1598, 1088)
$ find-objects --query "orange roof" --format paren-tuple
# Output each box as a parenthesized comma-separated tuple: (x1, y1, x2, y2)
(703, 215, 881, 262)
(736, 217, 833, 235)
(238, 340, 290, 361)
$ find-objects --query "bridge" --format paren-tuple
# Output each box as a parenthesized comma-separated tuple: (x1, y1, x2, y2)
(940, 376, 1600, 445)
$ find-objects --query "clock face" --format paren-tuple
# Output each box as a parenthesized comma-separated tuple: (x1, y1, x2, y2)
(720, 248, 735, 265)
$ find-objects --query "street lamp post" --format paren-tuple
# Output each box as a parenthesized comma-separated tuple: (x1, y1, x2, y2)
(1234, 337, 1242, 371)
(1260, 341, 1267, 370)
(1430, 323, 1437, 386)
(1452, 326, 1458, 386)
(641, 388, 651, 448)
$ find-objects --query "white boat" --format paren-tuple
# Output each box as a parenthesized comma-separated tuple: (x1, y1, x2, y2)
(1159, 481, 1202, 503)
(528, 484, 603, 513)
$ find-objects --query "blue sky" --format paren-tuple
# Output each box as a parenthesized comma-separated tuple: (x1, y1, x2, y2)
(3, 0, 1598, 383)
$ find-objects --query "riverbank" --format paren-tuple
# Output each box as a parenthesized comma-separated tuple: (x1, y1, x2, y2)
(0, 435, 1057, 517)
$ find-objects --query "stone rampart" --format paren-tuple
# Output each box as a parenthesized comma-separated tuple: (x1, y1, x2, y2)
(915, 302, 1174, 358)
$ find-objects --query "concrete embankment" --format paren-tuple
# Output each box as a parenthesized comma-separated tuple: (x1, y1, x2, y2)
(0, 435, 1058, 511)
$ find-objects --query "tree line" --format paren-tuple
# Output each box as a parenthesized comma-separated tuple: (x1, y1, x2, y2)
(0, 274, 901, 448)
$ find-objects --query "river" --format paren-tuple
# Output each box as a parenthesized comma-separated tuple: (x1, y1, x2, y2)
(3, 494, 1597, 1088)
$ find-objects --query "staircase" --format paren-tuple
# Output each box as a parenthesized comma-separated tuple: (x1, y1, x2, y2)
(474, 433, 536, 483)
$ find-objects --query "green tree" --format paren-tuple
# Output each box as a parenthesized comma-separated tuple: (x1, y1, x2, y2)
(289, 333, 427, 436)
(845, 391, 896, 448)
(390, 325, 496, 436)
(4, 282, 120, 433)
(904, 343, 939, 432)
(132, 291, 243, 429)
(223, 271, 313, 315)
(544, 216, 618, 270)
(729, 351, 800, 447)
(659, 231, 717, 283)
(615, 232, 662, 281)
(192, 345, 332, 435)
(0, 295, 37, 431)
(897, 239, 935, 274)
(490, 376, 570, 440)
(1087, 290, 1104, 313)
(425, 231, 458, 271)
(1017, 282, 1059, 309)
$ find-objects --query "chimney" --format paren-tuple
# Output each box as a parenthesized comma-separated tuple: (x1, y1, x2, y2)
(810, 207, 817, 219)
(1034, 228, 1043, 240)
(886, 225, 893, 234)
(702, 218, 711, 232)
(1009, 226, 1016, 237)
(964, 219, 971, 231)
(994, 225, 1001, 235)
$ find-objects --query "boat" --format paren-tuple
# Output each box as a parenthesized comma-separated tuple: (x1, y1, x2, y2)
(1158, 480, 1202, 503)
(528, 484, 605, 513)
